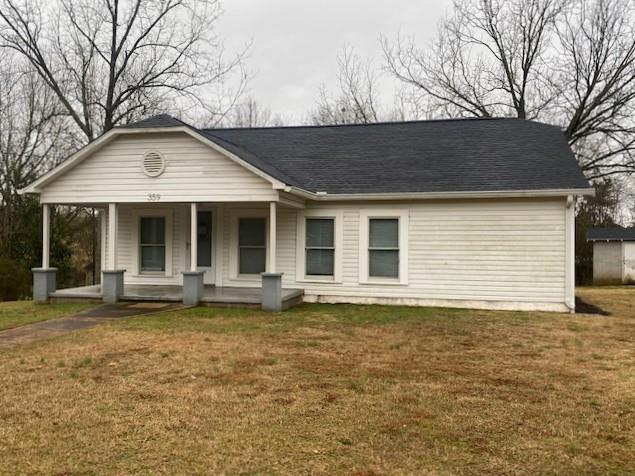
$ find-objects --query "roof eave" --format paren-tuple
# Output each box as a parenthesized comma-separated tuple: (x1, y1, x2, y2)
(286, 187, 596, 201)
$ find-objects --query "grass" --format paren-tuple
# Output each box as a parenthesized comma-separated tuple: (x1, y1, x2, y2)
(0, 301, 95, 331)
(0, 288, 634, 474)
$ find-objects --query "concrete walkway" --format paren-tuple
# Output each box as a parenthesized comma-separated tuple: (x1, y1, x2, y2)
(0, 302, 188, 348)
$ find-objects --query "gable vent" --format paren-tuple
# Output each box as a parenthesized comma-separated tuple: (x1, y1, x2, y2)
(142, 150, 166, 177)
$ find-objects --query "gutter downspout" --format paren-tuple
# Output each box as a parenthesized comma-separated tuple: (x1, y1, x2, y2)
(565, 195, 576, 313)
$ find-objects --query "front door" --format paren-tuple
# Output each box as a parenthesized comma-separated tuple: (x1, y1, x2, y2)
(196, 210, 215, 284)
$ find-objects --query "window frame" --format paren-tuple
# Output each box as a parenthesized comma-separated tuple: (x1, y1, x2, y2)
(139, 216, 167, 273)
(238, 217, 267, 275)
(132, 208, 173, 277)
(296, 209, 343, 283)
(359, 209, 409, 285)
(229, 210, 269, 281)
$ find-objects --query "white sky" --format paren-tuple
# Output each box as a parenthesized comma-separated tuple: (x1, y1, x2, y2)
(217, 0, 453, 123)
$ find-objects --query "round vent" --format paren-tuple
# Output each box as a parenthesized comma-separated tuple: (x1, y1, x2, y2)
(142, 150, 166, 177)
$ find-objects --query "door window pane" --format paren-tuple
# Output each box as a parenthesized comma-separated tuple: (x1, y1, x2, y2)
(239, 218, 266, 274)
(197, 211, 212, 267)
(140, 216, 166, 272)
(369, 218, 399, 278)
(305, 218, 335, 276)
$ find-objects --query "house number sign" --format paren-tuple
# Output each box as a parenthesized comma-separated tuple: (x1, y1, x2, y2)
(147, 193, 161, 201)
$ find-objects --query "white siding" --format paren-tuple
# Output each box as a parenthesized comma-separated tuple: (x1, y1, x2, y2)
(623, 243, 635, 284)
(40, 132, 277, 204)
(102, 197, 569, 311)
(216, 197, 569, 311)
(278, 199, 567, 310)
(592, 242, 623, 284)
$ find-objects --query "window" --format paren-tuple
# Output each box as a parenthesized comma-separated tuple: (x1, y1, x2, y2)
(238, 217, 266, 274)
(139, 216, 166, 272)
(368, 218, 399, 278)
(296, 210, 343, 282)
(305, 218, 335, 276)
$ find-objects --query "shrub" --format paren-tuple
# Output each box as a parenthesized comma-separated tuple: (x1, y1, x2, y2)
(0, 258, 31, 301)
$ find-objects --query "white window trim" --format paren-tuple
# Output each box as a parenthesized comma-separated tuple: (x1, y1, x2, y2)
(229, 209, 269, 281)
(358, 209, 409, 285)
(131, 208, 173, 277)
(296, 209, 343, 283)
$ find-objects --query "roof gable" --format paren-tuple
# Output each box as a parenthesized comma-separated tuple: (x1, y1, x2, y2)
(34, 130, 279, 204)
(20, 124, 287, 195)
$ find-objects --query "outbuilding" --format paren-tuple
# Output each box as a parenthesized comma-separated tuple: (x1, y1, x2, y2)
(587, 228, 635, 285)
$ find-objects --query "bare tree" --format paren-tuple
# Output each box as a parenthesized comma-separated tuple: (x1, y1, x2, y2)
(222, 97, 283, 128)
(554, 0, 635, 179)
(0, 51, 67, 256)
(311, 48, 382, 125)
(382, 0, 635, 179)
(0, 0, 248, 142)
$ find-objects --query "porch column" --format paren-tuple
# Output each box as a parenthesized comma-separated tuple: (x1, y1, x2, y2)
(190, 202, 198, 272)
(268, 201, 276, 273)
(108, 203, 117, 270)
(33, 203, 57, 303)
(42, 203, 50, 269)
(262, 201, 283, 312)
(102, 203, 124, 303)
(183, 202, 204, 306)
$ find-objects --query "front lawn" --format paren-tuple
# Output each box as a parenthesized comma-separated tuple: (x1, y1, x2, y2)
(0, 301, 95, 331)
(0, 288, 633, 474)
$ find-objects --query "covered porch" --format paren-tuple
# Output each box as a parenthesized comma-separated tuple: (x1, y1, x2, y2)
(33, 198, 304, 311)
(50, 284, 304, 309)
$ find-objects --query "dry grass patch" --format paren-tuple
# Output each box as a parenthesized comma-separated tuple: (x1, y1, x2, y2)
(0, 288, 634, 474)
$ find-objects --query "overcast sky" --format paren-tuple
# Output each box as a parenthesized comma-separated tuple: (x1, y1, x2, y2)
(217, 0, 454, 123)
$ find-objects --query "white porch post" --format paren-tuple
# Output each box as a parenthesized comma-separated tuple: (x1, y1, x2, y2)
(190, 202, 198, 271)
(103, 202, 124, 303)
(262, 201, 283, 311)
(183, 202, 204, 305)
(42, 203, 50, 269)
(268, 201, 277, 273)
(107, 203, 118, 270)
(33, 203, 56, 303)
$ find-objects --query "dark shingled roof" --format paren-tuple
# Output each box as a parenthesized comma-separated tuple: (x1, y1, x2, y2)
(124, 114, 591, 195)
(587, 227, 635, 242)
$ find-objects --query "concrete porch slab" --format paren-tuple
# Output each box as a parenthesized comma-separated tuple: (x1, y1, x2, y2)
(50, 284, 304, 308)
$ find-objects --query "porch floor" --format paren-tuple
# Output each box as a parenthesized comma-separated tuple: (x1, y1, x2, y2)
(50, 284, 304, 307)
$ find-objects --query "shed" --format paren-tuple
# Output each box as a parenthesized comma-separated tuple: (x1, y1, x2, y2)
(587, 228, 635, 284)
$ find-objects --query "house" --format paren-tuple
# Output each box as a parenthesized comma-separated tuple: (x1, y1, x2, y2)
(20, 115, 593, 312)
(586, 227, 635, 285)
